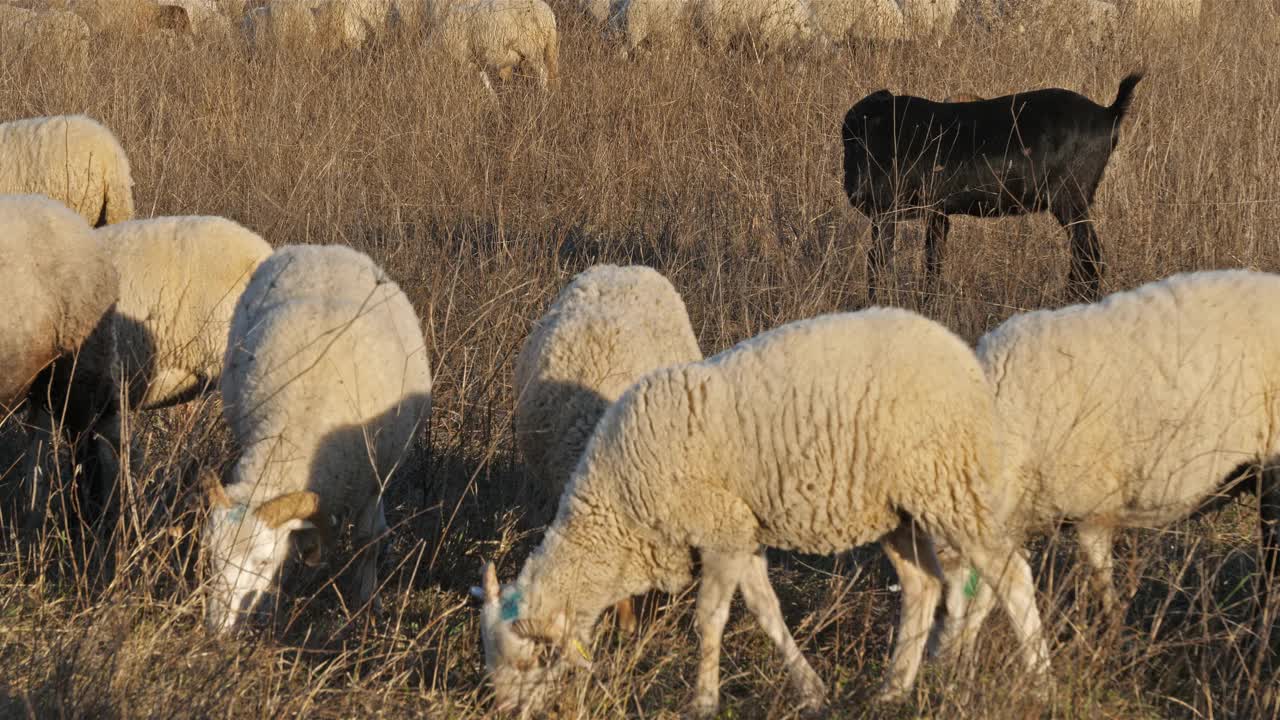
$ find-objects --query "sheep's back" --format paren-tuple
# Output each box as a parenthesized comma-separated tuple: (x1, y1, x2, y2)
(978, 269, 1280, 528)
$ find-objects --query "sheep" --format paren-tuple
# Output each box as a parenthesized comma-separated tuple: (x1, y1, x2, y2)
(0, 4, 91, 71)
(71, 0, 228, 34)
(97, 216, 272, 411)
(512, 265, 703, 632)
(690, 0, 831, 55)
(809, 0, 903, 42)
(934, 270, 1280, 661)
(608, 0, 693, 56)
(425, 0, 559, 96)
(901, 0, 956, 41)
(242, 0, 370, 51)
(202, 244, 431, 634)
(841, 72, 1142, 303)
(0, 194, 120, 531)
(0, 115, 135, 228)
(479, 308, 1049, 717)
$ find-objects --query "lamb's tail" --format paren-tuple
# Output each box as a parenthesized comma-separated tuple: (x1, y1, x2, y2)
(1109, 71, 1144, 120)
(543, 24, 559, 91)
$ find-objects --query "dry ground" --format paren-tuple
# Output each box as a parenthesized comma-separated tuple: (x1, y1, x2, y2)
(2, 2, 1280, 718)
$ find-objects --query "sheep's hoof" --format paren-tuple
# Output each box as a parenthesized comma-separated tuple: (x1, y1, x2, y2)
(874, 681, 909, 704)
(793, 668, 827, 710)
(685, 694, 719, 719)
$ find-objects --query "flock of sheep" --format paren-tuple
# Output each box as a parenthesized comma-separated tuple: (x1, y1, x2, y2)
(3, 0, 1203, 97)
(2, 0, 1275, 717)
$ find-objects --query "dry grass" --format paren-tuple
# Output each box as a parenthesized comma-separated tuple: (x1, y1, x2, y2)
(2, 3, 1280, 718)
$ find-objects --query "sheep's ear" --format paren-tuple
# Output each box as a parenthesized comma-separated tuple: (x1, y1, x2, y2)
(202, 469, 234, 509)
(482, 561, 500, 603)
(154, 4, 191, 33)
(255, 491, 322, 529)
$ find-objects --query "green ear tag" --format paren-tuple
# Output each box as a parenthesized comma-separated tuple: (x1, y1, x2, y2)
(501, 590, 523, 622)
(226, 504, 247, 524)
(963, 568, 981, 599)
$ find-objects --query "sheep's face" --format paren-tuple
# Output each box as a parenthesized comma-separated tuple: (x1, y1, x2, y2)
(476, 563, 586, 715)
(202, 475, 320, 634)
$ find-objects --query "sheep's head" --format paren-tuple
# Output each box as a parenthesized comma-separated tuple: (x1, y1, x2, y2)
(476, 562, 590, 715)
(201, 472, 323, 634)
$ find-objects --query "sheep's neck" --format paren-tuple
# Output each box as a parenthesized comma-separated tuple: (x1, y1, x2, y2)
(519, 505, 644, 640)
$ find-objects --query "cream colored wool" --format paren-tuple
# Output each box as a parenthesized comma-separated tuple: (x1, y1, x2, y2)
(0, 115, 134, 228)
(808, 0, 902, 41)
(937, 270, 1280, 657)
(481, 309, 1050, 717)
(609, 0, 692, 55)
(203, 244, 432, 633)
(0, 5, 90, 71)
(427, 0, 559, 95)
(514, 265, 702, 514)
(0, 194, 120, 529)
(243, 0, 370, 51)
(690, 0, 829, 53)
(98, 216, 272, 410)
(901, 0, 955, 41)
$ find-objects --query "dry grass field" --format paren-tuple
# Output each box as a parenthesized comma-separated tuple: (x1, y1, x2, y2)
(2, 2, 1280, 717)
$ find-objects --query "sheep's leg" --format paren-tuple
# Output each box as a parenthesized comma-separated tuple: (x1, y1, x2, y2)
(690, 548, 747, 718)
(867, 219, 896, 304)
(964, 540, 1050, 685)
(479, 70, 497, 100)
(929, 538, 996, 662)
(613, 597, 637, 634)
(351, 497, 388, 613)
(1076, 522, 1118, 616)
(1052, 202, 1103, 301)
(876, 522, 944, 702)
(738, 550, 826, 709)
(923, 213, 950, 301)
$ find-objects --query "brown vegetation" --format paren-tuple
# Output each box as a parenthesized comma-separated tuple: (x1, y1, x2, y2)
(1, 2, 1279, 717)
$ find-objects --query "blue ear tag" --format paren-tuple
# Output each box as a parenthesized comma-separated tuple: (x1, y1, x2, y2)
(501, 590, 523, 622)
(963, 568, 981, 599)
(226, 504, 247, 524)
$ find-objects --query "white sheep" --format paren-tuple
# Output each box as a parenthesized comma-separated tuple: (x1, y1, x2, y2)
(0, 4, 91, 71)
(513, 265, 703, 631)
(203, 244, 432, 633)
(0, 115, 134, 228)
(690, 0, 830, 54)
(900, 0, 955, 41)
(97, 216, 272, 410)
(935, 270, 1280, 660)
(425, 0, 560, 96)
(609, 0, 693, 56)
(0, 194, 121, 530)
(242, 0, 370, 51)
(480, 309, 1049, 717)
(808, 0, 903, 42)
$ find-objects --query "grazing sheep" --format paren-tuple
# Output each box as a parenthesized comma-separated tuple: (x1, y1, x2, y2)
(809, 0, 902, 42)
(98, 216, 272, 410)
(242, 0, 371, 51)
(0, 194, 120, 530)
(203, 244, 431, 634)
(426, 0, 559, 96)
(901, 0, 955, 41)
(690, 0, 830, 54)
(480, 309, 1049, 717)
(513, 265, 703, 632)
(935, 270, 1280, 659)
(0, 4, 91, 71)
(0, 115, 134, 228)
(842, 72, 1142, 302)
(609, 0, 693, 55)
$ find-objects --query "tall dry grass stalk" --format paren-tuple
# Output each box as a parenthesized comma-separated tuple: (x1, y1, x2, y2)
(2, 3, 1280, 717)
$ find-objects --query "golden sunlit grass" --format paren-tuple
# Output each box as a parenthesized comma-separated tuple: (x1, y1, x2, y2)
(2, 2, 1279, 717)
